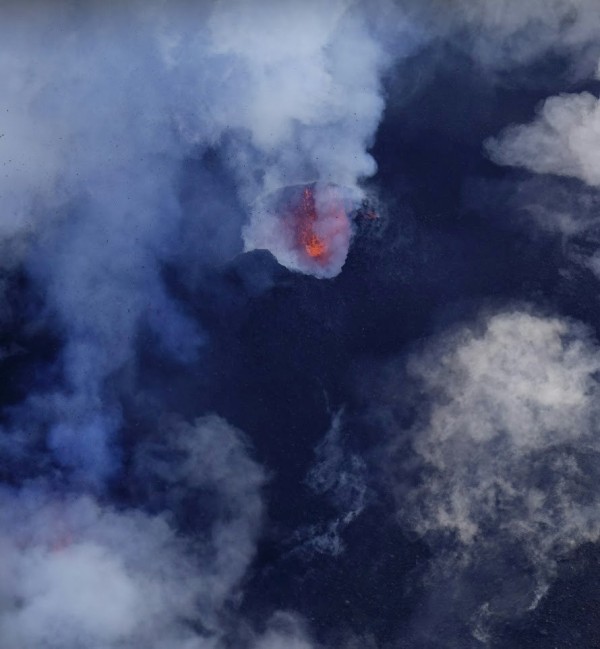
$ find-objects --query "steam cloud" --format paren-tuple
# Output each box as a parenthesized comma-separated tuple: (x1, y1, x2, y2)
(0, 416, 321, 649)
(389, 310, 600, 641)
(487, 90, 600, 186)
(4, 1, 600, 648)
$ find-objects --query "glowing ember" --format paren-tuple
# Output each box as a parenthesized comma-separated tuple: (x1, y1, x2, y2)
(297, 187, 328, 259)
(288, 184, 350, 266)
(243, 181, 354, 278)
(304, 232, 327, 258)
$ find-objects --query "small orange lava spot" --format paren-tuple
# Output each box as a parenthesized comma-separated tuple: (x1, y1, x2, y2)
(304, 232, 327, 258)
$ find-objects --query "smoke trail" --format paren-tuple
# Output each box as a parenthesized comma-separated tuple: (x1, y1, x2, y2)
(1, 1, 208, 484)
(290, 412, 369, 557)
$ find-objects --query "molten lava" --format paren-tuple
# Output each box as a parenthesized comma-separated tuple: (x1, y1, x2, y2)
(290, 184, 349, 266)
(243, 181, 353, 278)
(297, 187, 327, 259)
(304, 234, 327, 258)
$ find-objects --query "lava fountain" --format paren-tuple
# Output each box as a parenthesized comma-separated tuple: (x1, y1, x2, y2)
(243, 182, 355, 278)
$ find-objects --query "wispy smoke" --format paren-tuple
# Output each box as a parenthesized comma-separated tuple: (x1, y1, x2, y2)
(487, 90, 600, 186)
(484, 74, 600, 272)
(295, 411, 368, 556)
(1, 488, 205, 649)
(391, 310, 600, 641)
(0, 416, 321, 649)
(406, 0, 600, 76)
(0, 416, 264, 648)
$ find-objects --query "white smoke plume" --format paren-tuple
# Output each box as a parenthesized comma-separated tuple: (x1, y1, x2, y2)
(487, 90, 600, 187)
(9, 0, 600, 646)
(392, 310, 600, 634)
(0, 0, 405, 484)
(0, 489, 206, 649)
(485, 65, 600, 284)
(225, 0, 408, 278)
(0, 415, 320, 649)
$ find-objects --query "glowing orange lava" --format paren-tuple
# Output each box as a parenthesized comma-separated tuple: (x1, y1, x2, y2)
(304, 232, 327, 258)
(297, 187, 328, 259)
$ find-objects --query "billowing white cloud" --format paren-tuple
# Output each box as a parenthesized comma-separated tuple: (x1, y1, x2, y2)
(225, 0, 395, 278)
(485, 78, 600, 282)
(394, 310, 600, 621)
(0, 415, 318, 649)
(487, 91, 600, 186)
(0, 490, 206, 649)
